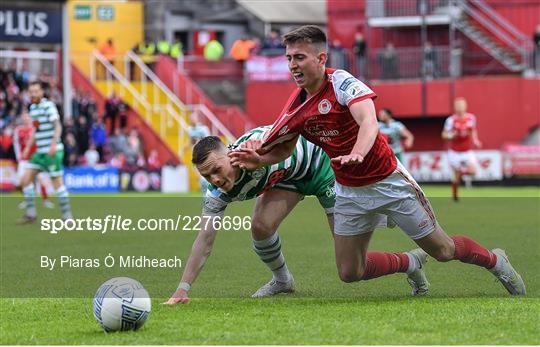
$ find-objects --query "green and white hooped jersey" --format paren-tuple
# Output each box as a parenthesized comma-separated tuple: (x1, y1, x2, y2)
(203, 126, 330, 216)
(29, 98, 63, 154)
(378, 120, 404, 154)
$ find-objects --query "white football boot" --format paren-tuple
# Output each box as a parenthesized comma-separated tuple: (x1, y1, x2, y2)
(490, 248, 526, 295)
(251, 276, 295, 298)
(406, 248, 430, 296)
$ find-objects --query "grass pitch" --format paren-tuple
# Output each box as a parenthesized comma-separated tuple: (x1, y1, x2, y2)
(1, 186, 539, 345)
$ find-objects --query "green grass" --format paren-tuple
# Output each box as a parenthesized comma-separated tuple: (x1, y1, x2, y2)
(1, 185, 539, 345)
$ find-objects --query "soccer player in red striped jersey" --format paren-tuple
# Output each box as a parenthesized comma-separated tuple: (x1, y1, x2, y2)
(13, 111, 54, 209)
(230, 25, 525, 296)
(442, 97, 482, 201)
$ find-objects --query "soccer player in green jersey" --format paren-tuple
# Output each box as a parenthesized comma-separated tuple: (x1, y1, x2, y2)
(377, 108, 414, 162)
(165, 126, 406, 304)
(19, 81, 72, 223)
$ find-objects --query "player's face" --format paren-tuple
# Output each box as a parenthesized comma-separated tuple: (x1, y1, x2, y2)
(29, 84, 43, 103)
(378, 110, 389, 122)
(286, 42, 327, 94)
(454, 99, 467, 114)
(22, 112, 32, 126)
(196, 151, 236, 192)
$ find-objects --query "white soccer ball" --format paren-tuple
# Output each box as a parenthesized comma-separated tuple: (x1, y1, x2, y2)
(93, 277, 151, 332)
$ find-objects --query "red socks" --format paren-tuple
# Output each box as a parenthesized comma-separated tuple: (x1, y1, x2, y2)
(452, 235, 497, 269)
(356, 236, 496, 281)
(40, 183, 48, 200)
(360, 252, 409, 280)
(451, 181, 459, 201)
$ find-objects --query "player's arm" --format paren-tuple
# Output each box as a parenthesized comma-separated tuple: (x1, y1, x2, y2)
(21, 128, 35, 160)
(441, 129, 454, 140)
(165, 213, 219, 305)
(229, 135, 298, 170)
(332, 98, 378, 165)
(13, 129, 21, 160)
(471, 128, 482, 148)
(471, 116, 482, 148)
(441, 117, 454, 140)
(400, 126, 414, 149)
(48, 105, 62, 156)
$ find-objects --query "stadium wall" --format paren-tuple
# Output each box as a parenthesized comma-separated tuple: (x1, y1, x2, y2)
(245, 76, 540, 150)
(326, 0, 539, 51)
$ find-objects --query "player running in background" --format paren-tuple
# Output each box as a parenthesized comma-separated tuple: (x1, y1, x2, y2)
(230, 25, 525, 296)
(377, 108, 414, 163)
(165, 126, 421, 304)
(18, 81, 72, 223)
(13, 110, 54, 209)
(187, 111, 211, 193)
(441, 97, 482, 201)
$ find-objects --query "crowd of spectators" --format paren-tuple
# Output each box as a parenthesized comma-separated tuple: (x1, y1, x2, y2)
(0, 66, 160, 170)
(0, 66, 61, 159)
(62, 91, 157, 169)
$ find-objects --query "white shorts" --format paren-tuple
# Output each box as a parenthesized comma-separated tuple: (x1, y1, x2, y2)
(447, 150, 477, 171)
(334, 162, 437, 240)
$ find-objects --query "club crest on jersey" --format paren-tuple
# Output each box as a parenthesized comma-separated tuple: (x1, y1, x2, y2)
(278, 125, 289, 136)
(251, 168, 265, 180)
(318, 99, 331, 114)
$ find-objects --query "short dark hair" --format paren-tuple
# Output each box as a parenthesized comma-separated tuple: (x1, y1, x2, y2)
(283, 25, 327, 50)
(29, 81, 43, 89)
(382, 108, 394, 117)
(192, 136, 226, 165)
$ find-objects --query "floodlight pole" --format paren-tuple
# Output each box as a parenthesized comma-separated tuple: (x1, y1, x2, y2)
(449, 0, 457, 110)
(62, 2, 72, 121)
(420, 0, 427, 118)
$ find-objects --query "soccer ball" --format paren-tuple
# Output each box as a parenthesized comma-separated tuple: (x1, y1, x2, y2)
(93, 277, 151, 332)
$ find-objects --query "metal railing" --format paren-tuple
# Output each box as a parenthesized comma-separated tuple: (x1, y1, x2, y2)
(333, 45, 527, 80)
(125, 51, 235, 143)
(454, 0, 533, 70)
(366, 0, 450, 17)
(90, 50, 192, 157)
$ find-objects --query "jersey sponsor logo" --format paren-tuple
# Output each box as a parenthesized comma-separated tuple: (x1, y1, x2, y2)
(251, 168, 265, 180)
(345, 82, 370, 98)
(339, 77, 355, 91)
(318, 99, 332, 114)
(304, 123, 340, 137)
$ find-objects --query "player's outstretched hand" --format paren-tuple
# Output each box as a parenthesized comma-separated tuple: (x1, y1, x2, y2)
(163, 289, 190, 305)
(331, 154, 364, 166)
(228, 148, 262, 170)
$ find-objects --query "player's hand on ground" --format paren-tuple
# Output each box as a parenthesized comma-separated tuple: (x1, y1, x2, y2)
(331, 154, 364, 166)
(228, 149, 262, 170)
(163, 289, 190, 305)
(474, 139, 482, 148)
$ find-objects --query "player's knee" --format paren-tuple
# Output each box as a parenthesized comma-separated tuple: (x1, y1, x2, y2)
(337, 264, 364, 283)
(250, 218, 273, 237)
(430, 243, 455, 262)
